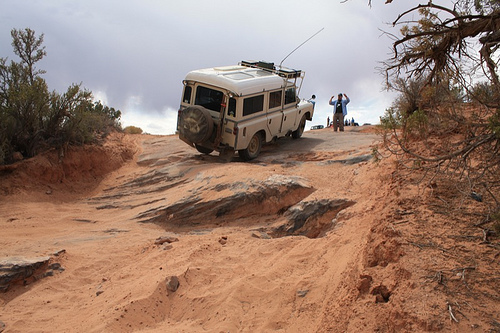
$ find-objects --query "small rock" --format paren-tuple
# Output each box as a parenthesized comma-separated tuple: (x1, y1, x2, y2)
(251, 231, 271, 239)
(297, 290, 309, 297)
(46, 189, 52, 195)
(470, 192, 482, 202)
(12, 152, 23, 161)
(155, 236, 179, 245)
(0, 320, 6, 332)
(103, 228, 128, 233)
(166, 276, 179, 292)
(53, 249, 66, 256)
(96, 290, 104, 296)
(163, 244, 173, 250)
(218, 236, 228, 245)
(49, 263, 61, 270)
(73, 219, 95, 223)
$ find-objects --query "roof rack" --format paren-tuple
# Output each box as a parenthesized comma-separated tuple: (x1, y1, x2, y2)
(240, 60, 302, 79)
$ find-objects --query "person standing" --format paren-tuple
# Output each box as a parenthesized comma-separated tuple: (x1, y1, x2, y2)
(329, 93, 350, 132)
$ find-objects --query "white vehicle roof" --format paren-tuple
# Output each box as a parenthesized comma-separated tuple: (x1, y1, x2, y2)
(184, 65, 292, 97)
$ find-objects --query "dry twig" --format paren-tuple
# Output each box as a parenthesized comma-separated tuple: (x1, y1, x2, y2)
(447, 302, 459, 323)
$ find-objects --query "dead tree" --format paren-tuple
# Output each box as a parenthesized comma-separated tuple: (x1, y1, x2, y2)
(380, 1, 500, 210)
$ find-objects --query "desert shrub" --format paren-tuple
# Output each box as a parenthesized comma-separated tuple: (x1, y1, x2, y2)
(0, 28, 122, 164)
(379, 0, 500, 210)
(382, 77, 500, 207)
(470, 81, 499, 107)
(123, 126, 143, 134)
(404, 109, 429, 139)
(380, 107, 402, 131)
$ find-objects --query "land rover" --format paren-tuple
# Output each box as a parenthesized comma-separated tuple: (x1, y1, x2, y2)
(177, 61, 314, 160)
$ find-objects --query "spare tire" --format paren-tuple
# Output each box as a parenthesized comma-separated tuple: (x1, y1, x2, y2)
(179, 106, 214, 144)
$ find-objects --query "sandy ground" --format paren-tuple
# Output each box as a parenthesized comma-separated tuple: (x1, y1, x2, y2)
(0, 126, 498, 332)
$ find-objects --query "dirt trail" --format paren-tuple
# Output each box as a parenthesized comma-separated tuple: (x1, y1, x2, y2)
(1, 127, 497, 332)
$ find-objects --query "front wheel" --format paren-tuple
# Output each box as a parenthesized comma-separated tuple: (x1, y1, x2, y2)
(292, 115, 306, 139)
(238, 133, 262, 161)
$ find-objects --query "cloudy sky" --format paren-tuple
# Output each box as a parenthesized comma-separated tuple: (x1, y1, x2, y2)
(1, 0, 433, 134)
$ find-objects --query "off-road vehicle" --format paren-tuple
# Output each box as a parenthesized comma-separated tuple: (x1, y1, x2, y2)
(176, 60, 314, 160)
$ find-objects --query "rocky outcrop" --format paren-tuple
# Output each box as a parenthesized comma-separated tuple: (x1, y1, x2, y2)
(271, 198, 355, 238)
(134, 175, 357, 238)
(137, 175, 315, 227)
(0, 256, 63, 292)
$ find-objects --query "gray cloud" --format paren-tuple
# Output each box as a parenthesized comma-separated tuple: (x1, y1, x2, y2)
(0, 0, 437, 134)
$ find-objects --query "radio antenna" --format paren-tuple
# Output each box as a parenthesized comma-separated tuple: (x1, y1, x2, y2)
(279, 27, 324, 68)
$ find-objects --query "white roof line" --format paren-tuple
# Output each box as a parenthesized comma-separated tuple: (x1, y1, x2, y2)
(184, 66, 293, 96)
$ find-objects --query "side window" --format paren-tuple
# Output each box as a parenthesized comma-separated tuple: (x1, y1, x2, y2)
(195, 86, 224, 112)
(243, 95, 264, 117)
(227, 98, 236, 117)
(269, 90, 282, 109)
(285, 87, 297, 105)
(183, 86, 192, 104)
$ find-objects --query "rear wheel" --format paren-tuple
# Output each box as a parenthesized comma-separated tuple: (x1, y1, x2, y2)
(292, 115, 306, 139)
(179, 106, 214, 144)
(238, 132, 262, 161)
(195, 144, 213, 155)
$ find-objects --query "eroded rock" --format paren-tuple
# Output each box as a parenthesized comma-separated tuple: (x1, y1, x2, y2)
(155, 236, 179, 245)
(0, 256, 51, 292)
(137, 175, 315, 228)
(357, 274, 373, 295)
(271, 199, 355, 238)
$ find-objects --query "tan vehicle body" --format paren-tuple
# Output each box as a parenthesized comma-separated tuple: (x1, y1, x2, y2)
(177, 61, 314, 160)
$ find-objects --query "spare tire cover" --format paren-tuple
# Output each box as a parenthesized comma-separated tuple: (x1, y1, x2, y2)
(179, 106, 214, 144)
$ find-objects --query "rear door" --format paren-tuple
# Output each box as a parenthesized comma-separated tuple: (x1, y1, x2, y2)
(281, 86, 299, 132)
(266, 90, 283, 136)
(220, 97, 237, 148)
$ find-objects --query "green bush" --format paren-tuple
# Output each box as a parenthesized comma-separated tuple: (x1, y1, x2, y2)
(0, 28, 122, 164)
(380, 107, 402, 131)
(405, 109, 429, 139)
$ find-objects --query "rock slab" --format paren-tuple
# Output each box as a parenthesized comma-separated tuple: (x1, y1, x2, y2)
(0, 256, 51, 292)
